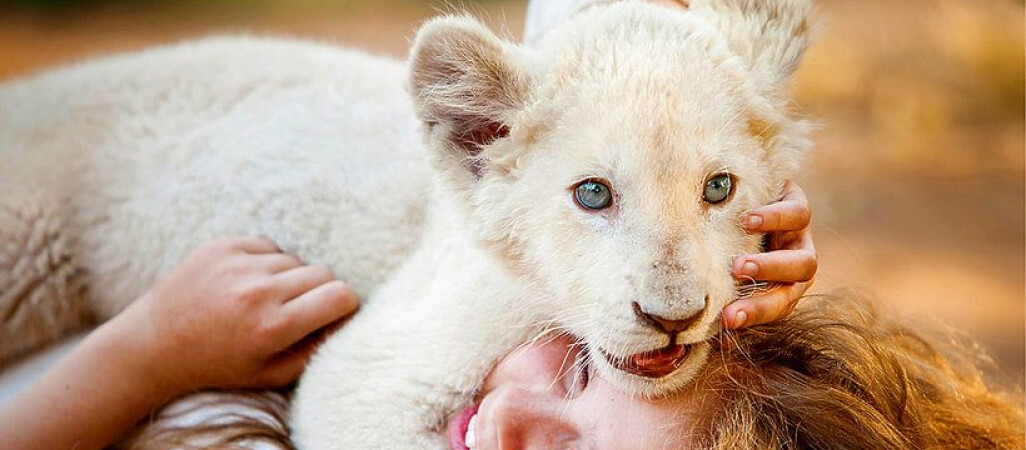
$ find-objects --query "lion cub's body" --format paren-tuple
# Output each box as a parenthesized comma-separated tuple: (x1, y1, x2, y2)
(0, 38, 427, 318)
(0, 0, 812, 448)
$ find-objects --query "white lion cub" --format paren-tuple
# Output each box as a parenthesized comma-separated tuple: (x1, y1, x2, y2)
(293, 0, 812, 448)
(0, 0, 811, 448)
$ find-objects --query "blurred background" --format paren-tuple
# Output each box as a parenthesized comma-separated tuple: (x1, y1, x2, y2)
(0, 0, 1022, 385)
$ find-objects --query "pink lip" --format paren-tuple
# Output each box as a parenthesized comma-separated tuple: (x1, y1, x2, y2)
(448, 403, 479, 450)
(601, 344, 691, 378)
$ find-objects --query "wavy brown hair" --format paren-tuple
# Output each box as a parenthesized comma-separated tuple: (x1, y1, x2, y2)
(685, 292, 1024, 450)
(116, 390, 294, 450)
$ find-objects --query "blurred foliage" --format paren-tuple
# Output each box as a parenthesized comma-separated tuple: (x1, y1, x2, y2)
(0, 0, 508, 13)
(793, 0, 1024, 176)
(0, 0, 165, 12)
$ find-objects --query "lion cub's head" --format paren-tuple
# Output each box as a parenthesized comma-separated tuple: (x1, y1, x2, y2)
(410, 0, 813, 396)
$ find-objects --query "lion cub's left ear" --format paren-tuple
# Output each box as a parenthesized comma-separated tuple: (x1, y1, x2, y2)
(409, 16, 530, 181)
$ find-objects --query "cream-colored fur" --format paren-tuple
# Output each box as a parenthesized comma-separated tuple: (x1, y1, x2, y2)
(0, 0, 812, 448)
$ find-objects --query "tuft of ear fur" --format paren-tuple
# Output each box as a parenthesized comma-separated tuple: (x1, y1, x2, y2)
(409, 16, 529, 179)
(685, 0, 814, 182)
(689, 0, 813, 100)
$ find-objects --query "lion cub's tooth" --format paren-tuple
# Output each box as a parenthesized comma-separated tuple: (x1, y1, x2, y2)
(465, 414, 478, 449)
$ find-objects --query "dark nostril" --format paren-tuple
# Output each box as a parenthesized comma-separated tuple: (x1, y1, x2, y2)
(632, 302, 704, 334)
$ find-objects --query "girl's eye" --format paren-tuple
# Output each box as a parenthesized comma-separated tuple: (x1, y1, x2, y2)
(573, 179, 613, 211)
(703, 173, 734, 204)
(572, 347, 592, 393)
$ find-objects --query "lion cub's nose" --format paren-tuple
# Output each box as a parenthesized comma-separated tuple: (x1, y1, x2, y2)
(632, 302, 703, 334)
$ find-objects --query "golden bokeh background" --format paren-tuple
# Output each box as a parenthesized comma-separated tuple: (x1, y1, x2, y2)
(1, 0, 1022, 384)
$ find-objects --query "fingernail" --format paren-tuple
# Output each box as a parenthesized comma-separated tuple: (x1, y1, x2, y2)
(741, 261, 758, 277)
(733, 310, 748, 329)
(744, 214, 762, 230)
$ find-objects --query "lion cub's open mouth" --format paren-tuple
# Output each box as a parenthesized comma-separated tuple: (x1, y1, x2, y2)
(600, 343, 692, 379)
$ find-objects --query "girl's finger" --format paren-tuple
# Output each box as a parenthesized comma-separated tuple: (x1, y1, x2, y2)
(722, 282, 811, 329)
(222, 235, 282, 254)
(733, 248, 817, 283)
(273, 264, 337, 301)
(743, 198, 811, 233)
(743, 181, 811, 232)
(250, 349, 311, 387)
(250, 327, 336, 387)
(779, 180, 809, 204)
(279, 281, 359, 343)
(255, 253, 304, 274)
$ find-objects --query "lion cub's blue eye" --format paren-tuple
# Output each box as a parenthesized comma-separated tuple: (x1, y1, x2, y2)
(703, 173, 733, 204)
(574, 180, 613, 211)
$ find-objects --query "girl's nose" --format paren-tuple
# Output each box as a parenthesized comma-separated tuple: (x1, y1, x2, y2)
(486, 386, 578, 450)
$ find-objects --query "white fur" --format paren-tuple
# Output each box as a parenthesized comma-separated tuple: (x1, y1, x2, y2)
(0, 0, 812, 448)
(0, 37, 429, 319)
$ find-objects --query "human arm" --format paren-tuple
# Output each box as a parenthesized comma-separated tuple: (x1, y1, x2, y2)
(723, 181, 817, 329)
(0, 236, 358, 450)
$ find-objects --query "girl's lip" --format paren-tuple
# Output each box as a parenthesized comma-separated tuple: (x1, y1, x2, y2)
(448, 403, 480, 450)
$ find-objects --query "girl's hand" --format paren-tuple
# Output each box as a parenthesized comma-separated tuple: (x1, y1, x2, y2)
(114, 236, 359, 393)
(0, 236, 358, 450)
(723, 182, 817, 329)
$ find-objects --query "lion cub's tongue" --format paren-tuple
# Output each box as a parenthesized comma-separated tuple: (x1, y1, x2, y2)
(627, 344, 689, 378)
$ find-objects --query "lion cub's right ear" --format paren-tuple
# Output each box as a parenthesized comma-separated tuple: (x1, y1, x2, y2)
(689, 0, 813, 101)
(409, 16, 530, 181)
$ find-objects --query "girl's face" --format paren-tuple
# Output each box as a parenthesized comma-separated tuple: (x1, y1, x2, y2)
(448, 335, 698, 450)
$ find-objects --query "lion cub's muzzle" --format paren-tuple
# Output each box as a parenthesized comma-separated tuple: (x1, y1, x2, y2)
(594, 299, 710, 379)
